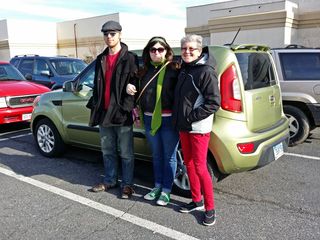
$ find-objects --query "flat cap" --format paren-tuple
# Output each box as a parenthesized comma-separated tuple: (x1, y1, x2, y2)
(101, 20, 122, 32)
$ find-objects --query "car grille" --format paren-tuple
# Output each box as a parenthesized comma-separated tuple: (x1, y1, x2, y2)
(7, 94, 39, 108)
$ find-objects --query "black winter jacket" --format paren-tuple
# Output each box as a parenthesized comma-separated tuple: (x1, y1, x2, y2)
(139, 62, 179, 113)
(88, 43, 138, 127)
(172, 47, 221, 133)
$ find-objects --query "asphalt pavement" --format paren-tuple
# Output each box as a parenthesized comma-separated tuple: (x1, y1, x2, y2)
(0, 123, 319, 240)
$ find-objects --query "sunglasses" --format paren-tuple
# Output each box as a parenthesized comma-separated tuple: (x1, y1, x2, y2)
(150, 47, 166, 54)
(103, 31, 117, 37)
(181, 47, 198, 52)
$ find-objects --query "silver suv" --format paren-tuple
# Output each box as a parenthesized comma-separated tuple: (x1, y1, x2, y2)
(271, 45, 320, 146)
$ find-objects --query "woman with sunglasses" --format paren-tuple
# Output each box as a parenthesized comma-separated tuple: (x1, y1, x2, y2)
(172, 35, 221, 226)
(127, 36, 179, 206)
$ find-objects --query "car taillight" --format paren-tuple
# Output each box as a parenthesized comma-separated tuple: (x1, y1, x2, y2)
(220, 65, 242, 112)
(237, 142, 254, 154)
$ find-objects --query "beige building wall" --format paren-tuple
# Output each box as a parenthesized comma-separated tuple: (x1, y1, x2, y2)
(56, 12, 183, 62)
(1, 12, 183, 62)
(56, 13, 120, 61)
(186, 0, 320, 48)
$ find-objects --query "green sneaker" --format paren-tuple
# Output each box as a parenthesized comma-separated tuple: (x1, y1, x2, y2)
(156, 192, 170, 206)
(144, 188, 161, 201)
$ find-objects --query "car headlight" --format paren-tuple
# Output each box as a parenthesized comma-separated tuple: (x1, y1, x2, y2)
(0, 97, 7, 108)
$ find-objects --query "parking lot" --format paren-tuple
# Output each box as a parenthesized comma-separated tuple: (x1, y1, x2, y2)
(0, 123, 319, 240)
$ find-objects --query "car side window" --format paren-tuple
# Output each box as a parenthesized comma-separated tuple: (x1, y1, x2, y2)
(279, 52, 320, 80)
(34, 59, 50, 75)
(236, 52, 276, 90)
(18, 59, 34, 76)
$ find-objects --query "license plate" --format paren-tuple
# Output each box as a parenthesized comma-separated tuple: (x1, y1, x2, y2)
(22, 113, 32, 120)
(273, 142, 284, 160)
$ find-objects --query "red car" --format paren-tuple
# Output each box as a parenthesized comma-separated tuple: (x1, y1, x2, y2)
(0, 61, 50, 124)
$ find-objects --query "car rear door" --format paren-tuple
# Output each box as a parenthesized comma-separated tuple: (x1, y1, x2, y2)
(236, 52, 283, 132)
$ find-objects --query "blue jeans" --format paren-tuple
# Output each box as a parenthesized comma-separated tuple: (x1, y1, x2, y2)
(144, 115, 179, 193)
(99, 125, 134, 188)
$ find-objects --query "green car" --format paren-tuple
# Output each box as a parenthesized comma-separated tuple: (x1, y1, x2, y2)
(31, 45, 289, 195)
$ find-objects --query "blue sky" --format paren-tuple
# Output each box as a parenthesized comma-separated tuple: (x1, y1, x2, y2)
(0, 0, 229, 23)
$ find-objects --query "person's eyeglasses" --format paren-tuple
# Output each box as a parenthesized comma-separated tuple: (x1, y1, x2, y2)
(181, 47, 198, 52)
(150, 47, 165, 54)
(103, 32, 117, 37)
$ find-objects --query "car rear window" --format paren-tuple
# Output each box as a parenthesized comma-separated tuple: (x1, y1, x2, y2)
(279, 52, 320, 80)
(236, 52, 276, 90)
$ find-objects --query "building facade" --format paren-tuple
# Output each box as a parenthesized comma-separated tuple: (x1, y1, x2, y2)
(186, 0, 320, 48)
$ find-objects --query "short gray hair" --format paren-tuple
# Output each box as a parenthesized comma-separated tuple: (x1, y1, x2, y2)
(181, 35, 203, 49)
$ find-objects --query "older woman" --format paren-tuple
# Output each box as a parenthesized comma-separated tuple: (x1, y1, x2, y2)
(172, 35, 221, 226)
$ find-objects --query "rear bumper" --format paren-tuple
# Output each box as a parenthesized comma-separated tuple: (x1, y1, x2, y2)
(251, 133, 289, 170)
(210, 116, 289, 174)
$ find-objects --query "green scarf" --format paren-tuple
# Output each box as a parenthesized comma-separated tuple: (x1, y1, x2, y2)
(150, 61, 167, 136)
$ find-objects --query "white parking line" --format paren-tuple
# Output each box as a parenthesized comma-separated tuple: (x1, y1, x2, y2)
(284, 152, 320, 161)
(0, 132, 32, 142)
(0, 167, 199, 240)
(0, 128, 30, 136)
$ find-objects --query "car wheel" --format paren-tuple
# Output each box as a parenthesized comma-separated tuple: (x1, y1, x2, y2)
(284, 105, 310, 146)
(173, 148, 220, 197)
(34, 118, 65, 157)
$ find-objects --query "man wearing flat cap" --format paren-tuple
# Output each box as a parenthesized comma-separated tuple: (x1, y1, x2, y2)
(88, 20, 138, 199)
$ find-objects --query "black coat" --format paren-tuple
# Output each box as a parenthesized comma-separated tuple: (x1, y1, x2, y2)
(88, 43, 138, 127)
(139, 63, 179, 113)
(172, 46, 221, 133)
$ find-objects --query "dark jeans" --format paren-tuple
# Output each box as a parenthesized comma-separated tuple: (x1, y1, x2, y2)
(144, 115, 179, 193)
(99, 125, 134, 188)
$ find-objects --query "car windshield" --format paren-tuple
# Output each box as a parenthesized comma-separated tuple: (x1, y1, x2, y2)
(50, 59, 87, 75)
(0, 63, 25, 81)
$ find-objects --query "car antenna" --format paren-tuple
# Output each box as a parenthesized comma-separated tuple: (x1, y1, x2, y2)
(224, 27, 241, 46)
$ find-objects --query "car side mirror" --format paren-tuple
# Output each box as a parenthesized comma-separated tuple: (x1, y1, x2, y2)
(63, 80, 75, 92)
(25, 73, 33, 80)
(40, 70, 52, 77)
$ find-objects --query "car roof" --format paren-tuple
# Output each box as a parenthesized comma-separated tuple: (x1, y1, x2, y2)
(11, 55, 82, 60)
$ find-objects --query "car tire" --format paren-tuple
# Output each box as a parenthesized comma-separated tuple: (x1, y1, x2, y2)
(284, 105, 310, 146)
(34, 118, 65, 157)
(173, 148, 220, 197)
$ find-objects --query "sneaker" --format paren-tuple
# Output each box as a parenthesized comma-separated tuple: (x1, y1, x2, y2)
(121, 186, 134, 199)
(179, 201, 205, 213)
(203, 210, 216, 226)
(156, 192, 170, 206)
(144, 188, 161, 201)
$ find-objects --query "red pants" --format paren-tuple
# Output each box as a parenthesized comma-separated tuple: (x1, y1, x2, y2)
(179, 131, 214, 211)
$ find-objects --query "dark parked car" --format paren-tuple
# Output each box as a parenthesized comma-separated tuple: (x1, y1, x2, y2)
(10, 55, 87, 90)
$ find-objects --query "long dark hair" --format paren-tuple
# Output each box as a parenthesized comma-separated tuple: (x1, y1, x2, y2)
(139, 36, 175, 77)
